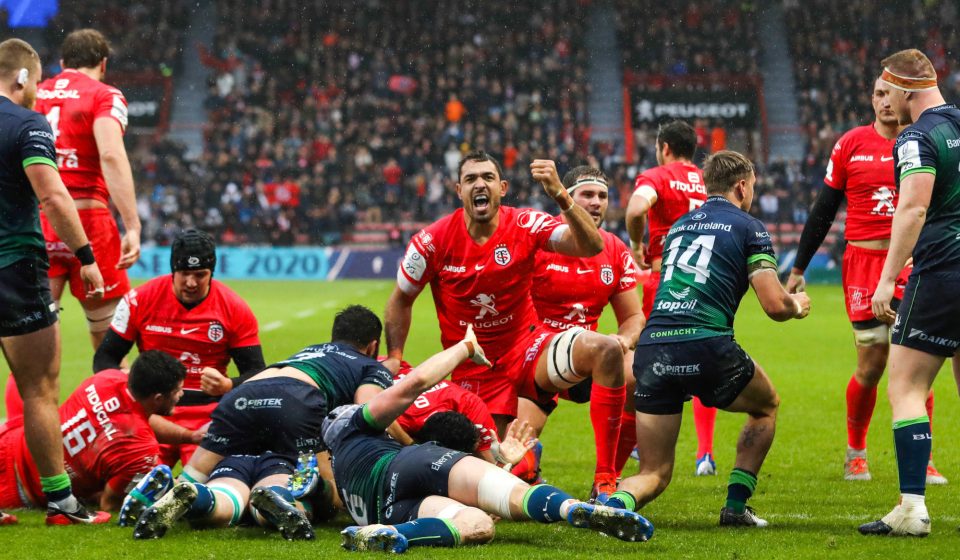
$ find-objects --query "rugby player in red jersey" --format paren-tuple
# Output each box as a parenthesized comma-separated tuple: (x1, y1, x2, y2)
(0, 351, 183, 520)
(385, 151, 629, 496)
(92, 229, 265, 467)
(625, 120, 716, 475)
(521, 165, 643, 486)
(34, 29, 140, 349)
(786, 77, 944, 484)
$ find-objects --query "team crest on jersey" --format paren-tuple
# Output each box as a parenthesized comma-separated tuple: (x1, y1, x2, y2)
(600, 265, 614, 285)
(494, 245, 511, 266)
(208, 322, 225, 342)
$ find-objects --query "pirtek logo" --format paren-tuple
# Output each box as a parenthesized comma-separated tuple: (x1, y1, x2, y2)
(234, 397, 283, 410)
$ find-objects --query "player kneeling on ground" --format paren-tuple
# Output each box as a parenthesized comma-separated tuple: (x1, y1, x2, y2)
(133, 452, 322, 541)
(605, 150, 810, 528)
(328, 326, 653, 553)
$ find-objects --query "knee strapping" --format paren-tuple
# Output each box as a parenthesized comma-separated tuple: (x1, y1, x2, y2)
(434, 504, 468, 519)
(477, 467, 522, 520)
(854, 324, 889, 347)
(546, 327, 588, 389)
(209, 485, 244, 525)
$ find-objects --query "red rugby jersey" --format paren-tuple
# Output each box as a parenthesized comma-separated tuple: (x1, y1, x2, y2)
(532, 228, 639, 331)
(16, 369, 159, 503)
(109, 275, 260, 391)
(394, 369, 497, 452)
(633, 161, 707, 260)
(397, 206, 564, 359)
(35, 69, 128, 205)
(825, 124, 898, 240)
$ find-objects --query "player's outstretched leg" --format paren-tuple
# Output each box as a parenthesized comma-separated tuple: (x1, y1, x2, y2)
(133, 482, 197, 539)
(119, 464, 174, 526)
(567, 502, 654, 542)
(341, 525, 409, 553)
(692, 397, 717, 476)
(249, 486, 315, 541)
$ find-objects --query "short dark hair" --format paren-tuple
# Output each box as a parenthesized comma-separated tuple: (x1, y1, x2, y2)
(656, 120, 697, 160)
(703, 150, 755, 195)
(331, 305, 382, 349)
(414, 411, 480, 453)
(128, 350, 186, 400)
(457, 150, 503, 181)
(562, 165, 608, 189)
(61, 29, 111, 69)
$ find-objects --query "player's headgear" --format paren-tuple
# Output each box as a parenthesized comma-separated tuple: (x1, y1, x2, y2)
(170, 229, 217, 273)
(880, 68, 938, 92)
(322, 404, 363, 451)
(562, 165, 609, 194)
(880, 49, 938, 92)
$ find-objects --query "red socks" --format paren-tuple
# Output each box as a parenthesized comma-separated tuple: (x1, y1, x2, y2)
(614, 410, 637, 476)
(845, 376, 877, 450)
(693, 397, 716, 457)
(590, 383, 626, 476)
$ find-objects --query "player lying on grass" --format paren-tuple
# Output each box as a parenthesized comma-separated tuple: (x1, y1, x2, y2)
(605, 150, 810, 528)
(131, 451, 330, 541)
(0, 350, 184, 523)
(117, 304, 402, 526)
(327, 326, 654, 553)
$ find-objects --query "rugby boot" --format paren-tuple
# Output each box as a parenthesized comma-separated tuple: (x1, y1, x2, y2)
(719, 506, 769, 528)
(567, 502, 654, 542)
(249, 487, 315, 541)
(0, 511, 17, 525)
(844, 449, 871, 481)
(926, 461, 948, 485)
(288, 451, 320, 499)
(341, 524, 409, 553)
(46, 500, 111, 525)
(133, 482, 197, 539)
(859, 504, 930, 537)
(696, 453, 717, 476)
(119, 464, 174, 526)
(589, 472, 618, 504)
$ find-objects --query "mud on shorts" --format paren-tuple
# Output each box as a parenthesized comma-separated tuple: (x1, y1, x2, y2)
(0, 256, 58, 337)
(378, 442, 468, 525)
(201, 377, 327, 457)
(891, 270, 960, 357)
(633, 336, 755, 415)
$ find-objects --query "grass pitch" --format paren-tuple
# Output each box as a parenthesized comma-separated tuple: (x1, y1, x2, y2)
(2, 281, 959, 558)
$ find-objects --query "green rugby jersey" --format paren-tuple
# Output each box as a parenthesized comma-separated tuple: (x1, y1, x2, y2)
(0, 97, 58, 268)
(638, 196, 776, 344)
(893, 104, 960, 273)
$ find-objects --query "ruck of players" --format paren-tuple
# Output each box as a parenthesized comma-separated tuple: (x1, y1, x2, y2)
(1, 23, 960, 555)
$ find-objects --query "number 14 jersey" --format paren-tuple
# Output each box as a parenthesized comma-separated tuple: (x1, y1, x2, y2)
(639, 196, 776, 344)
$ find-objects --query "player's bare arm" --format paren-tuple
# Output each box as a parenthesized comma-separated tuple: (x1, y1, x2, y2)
(93, 117, 140, 269)
(149, 414, 201, 445)
(25, 162, 104, 298)
(751, 267, 810, 321)
(531, 159, 603, 257)
(872, 172, 933, 323)
(384, 286, 419, 373)
(625, 189, 656, 269)
(366, 326, 490, 428)
(609, 289, 644, 352)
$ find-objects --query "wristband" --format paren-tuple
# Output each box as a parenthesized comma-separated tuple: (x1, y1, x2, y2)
(793, 297, 803, 317)
(555, 194, 574, 213)
(630, 240, 641, 252)
(75, 244, 95, 266)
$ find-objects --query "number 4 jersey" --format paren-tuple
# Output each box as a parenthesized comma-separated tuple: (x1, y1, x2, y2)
(6, 369, 158, 506)
(639, 196, 777, 345)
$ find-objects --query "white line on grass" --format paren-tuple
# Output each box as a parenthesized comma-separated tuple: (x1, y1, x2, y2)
(295, 309, 315, 319)
(262, 320, 284, 332)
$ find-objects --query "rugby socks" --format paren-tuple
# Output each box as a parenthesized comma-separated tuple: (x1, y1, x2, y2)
(614, 410, 638, 476)
(893, 416, 930, 496)
(522, 484, 576, 523)
(41, 472, 75, 506)
(605, 491, 638, 512)
(185, 483, 215, 519)
(725, 468, 757, 514)
(692, 397, 717, 458)
(393, 518, 461, 547)
(589, 383, 626, 477)
(845, 376, 877, 450)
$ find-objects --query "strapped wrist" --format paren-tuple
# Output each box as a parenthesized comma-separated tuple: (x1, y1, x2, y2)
(75, 243, 95, 266)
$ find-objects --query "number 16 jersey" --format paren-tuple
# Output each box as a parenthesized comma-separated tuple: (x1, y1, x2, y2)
(639, 196, 776, 345)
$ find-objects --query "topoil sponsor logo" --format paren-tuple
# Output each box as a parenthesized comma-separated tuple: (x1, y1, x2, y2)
(656, 299, 698, 312)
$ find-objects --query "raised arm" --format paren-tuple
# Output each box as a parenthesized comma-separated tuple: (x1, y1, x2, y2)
(531, 159, 603, 257)
(365, 326, 489, 429)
